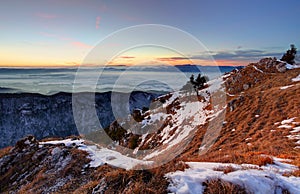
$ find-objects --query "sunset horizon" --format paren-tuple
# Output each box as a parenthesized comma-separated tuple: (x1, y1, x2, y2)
(1, 0, 299, 67)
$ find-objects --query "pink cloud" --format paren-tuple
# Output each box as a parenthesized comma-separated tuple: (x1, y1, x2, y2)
(71, 41, 93, 49)
(39, 31, 92, 49)
(120, 56, 135, 59)
(96, 16, 101, 29)
(36, 12, 58, 19)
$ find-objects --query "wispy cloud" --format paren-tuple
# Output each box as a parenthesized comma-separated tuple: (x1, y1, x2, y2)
(212, 49, 282, 61)
(71, 41, 92, 49)
(157, 57, 189, 62)
(36, 12, 58, 19)
(39, 31, 92, 49)
(120, 56, 135, 59)
(190, 49, 283, 61)
(155, 49, 284, 65)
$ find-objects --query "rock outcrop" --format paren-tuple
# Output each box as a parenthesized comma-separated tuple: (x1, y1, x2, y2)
(0, 91, 161, 148)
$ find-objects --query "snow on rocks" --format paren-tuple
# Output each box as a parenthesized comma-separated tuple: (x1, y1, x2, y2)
(142, 77, 226, 160)
(292, 74, 300, 82)
(278, 125, 293, 129)
(78, 144, 153, 170)
(40, 138, 153, 170)
(275, 117, 300, 149)
(143, 96, 210, 160)
(276, 117, 296, 129)
(166, 160, 300, 194)
(291, 126, 300, 133)
(141, 112, 167, 128)
(253, 65, 264, 73)
(280, 85, 295, 90)
(286, 63, 300, 70)
(40, 138, 84, 147)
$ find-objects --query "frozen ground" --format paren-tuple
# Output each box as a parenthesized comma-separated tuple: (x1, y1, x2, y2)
(166, 159, 300, 194)
(40, 139, 153, 170)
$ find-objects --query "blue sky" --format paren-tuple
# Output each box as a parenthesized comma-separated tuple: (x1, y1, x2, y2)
(0, 0, 299, 66)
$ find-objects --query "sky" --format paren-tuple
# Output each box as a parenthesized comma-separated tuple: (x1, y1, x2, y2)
(0, 0, 300, 67)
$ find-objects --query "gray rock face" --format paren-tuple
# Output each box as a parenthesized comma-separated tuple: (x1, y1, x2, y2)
(243, 84, 250, 90)
(0, 91, 161, 148)
(275, 62, 287, 73)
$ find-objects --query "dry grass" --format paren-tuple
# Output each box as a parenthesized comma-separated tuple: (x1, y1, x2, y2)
(213, 165, 236, 174)
(73, 180, 99, 194)
(39, 137, 64, 142)
(19, 169, 50, 193)
(0, 146, 12, 158)
(179, 67, 300, 174)
(203, 179, 247, 194)
(290, 169, 300, 177)
(61, 148, 91, 177)
(78, 160, 188, 193)
(17, 147, 92, 193)
(99, 169, 167, 193)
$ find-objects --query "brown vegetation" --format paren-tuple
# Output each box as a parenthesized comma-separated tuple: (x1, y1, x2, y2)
(203, 179, 247, 194)
(180, 61, 300, 170)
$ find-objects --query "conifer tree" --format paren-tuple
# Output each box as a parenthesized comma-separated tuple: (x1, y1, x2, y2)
(281, 44, 297, 64)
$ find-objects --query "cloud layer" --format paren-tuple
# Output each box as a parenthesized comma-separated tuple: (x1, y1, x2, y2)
(156, 49, 284, 65)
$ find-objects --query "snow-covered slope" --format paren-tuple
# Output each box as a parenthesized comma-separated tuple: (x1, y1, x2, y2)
(86, 76, 227, 168)
(166, 160, 300, 194)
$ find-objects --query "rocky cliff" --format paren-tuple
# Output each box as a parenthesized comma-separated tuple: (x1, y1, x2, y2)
(0, 91, 161, 148)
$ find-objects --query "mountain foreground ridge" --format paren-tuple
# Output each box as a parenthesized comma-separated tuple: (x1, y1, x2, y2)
(1, 57, 300, 193)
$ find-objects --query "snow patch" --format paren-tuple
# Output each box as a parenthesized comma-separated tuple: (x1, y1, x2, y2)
(253, 65, 264, 73)
(166, 160, 300, 194)
(291, 126, 300, 133)
(292, 74, 300, 82)
(163, 92, 180, 108)
(280, 85, 294, 90)
(141, 112, 167, 128)
(39, 139, 84, 147)
(277, 118, 298, 129)
(281, 118, 296, 125)
(40, 139, 153, 170)
(278, 125, 293, 129)
(78, 144, 153, 169)
(143, 76, 226, 160)
(286, 64, 300, 70)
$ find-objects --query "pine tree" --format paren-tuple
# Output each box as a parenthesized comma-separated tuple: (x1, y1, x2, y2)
(281, 44, 297, 64)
